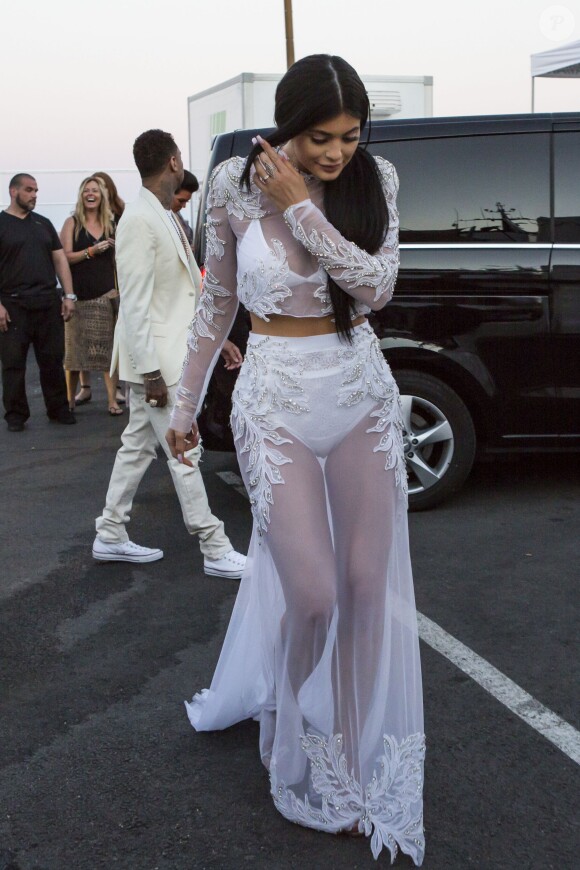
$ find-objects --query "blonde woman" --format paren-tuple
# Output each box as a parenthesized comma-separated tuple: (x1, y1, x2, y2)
(60, 176, 122, 414)
(75, 171, 127, 406)
(93, 171, 125, 221)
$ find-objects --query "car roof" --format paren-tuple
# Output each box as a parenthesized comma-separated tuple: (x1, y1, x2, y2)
(364, 111, 580, 139)
(212, 112, 580, 162)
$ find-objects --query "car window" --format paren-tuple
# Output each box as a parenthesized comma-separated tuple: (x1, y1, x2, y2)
(554, 131, 580, 243)
(372, 134, 550, 244)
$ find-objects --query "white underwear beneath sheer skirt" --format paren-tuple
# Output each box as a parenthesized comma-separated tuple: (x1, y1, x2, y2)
(185, 323, 425, 864)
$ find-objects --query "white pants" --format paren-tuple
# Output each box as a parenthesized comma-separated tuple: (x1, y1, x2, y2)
(95, 382, 231, 559)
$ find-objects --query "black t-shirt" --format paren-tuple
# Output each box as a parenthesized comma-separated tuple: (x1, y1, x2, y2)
(0, 210, 63, 305)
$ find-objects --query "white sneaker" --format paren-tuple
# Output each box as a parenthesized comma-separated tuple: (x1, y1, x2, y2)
(203, 549, 246, 579)
(92, 536, 163, 563)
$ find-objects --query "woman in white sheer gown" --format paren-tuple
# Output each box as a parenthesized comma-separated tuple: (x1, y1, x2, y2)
(167, 54, 425, 864)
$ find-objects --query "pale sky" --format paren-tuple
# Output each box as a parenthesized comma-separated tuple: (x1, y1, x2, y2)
(1, 0, 579, 173)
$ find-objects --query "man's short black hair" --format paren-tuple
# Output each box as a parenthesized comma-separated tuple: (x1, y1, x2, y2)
(178, 170, 199, 194)
(133, 129, 177, 179)
(9, 173, 36, 190)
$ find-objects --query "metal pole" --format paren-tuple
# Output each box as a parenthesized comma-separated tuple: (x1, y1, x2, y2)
(284, 0, 295, 68)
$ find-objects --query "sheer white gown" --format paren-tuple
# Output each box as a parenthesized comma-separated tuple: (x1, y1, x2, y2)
(170, 155, 425, 864)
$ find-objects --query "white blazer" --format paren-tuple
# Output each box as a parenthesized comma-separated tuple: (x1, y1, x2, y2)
(110, 187, 202, 387)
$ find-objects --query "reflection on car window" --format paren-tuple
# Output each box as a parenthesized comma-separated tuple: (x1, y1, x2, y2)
(554, 131, 580, 243)
(373, 134, 550, 244)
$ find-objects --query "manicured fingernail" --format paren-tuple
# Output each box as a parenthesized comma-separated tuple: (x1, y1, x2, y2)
(251, 137, 257, 145)
(279, 150, 289, 160)
(177, 453, 183, 463)
(256, 135, 264, 143)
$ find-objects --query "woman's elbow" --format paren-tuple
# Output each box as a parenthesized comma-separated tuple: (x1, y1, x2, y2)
(368, 284, 395, 311)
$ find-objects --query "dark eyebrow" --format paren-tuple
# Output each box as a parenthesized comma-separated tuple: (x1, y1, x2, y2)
(309, 126, 360, 136)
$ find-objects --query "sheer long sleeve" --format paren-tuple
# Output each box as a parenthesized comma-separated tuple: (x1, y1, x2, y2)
(170, 165, 239, 433)
(283, 157, 399, 311)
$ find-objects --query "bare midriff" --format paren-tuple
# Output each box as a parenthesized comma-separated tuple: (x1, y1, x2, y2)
(250, 313, 367, 337)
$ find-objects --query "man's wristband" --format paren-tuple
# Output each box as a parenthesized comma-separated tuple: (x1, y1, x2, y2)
(144, 373, 163, 382)
(63, 294, 77, 301)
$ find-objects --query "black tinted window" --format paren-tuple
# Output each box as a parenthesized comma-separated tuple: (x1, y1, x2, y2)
(372, 134, 550, 244)
(554, 131, 580, 243)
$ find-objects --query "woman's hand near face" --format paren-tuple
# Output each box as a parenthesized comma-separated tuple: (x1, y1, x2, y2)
(253, 135, 309, 212)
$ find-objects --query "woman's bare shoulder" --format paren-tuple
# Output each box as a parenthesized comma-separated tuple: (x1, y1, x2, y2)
(60, 215, 75, 237)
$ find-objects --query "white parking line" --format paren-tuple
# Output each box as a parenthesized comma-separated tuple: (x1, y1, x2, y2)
(217, 471, 580, 767)
(216, 470, 249, 498)
(417, 614, 580, 766)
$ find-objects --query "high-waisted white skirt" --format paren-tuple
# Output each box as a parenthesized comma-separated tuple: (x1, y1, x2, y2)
(186, 322, 425, 864)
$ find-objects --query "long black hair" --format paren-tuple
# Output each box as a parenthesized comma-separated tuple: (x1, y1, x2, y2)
(241, 54, 389, 339)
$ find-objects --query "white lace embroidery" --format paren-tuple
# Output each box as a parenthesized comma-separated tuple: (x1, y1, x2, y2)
(231, 342, 310, 533)
(338, 331, 408, 498)
(375, 155, 399, 202)
(205, 217, 225, 261)
(313, 272, 333, 315)
(208, 156, 266, 221)
(186, 269, 233, 355)
(313, 273, 371, 320)
(231, 328, 407, 531)
(283, 206, 399, 305)
(272, 732, 425, 864)
(237, 239, 293, 322)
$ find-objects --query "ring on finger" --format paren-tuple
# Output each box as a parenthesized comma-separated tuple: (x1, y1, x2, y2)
(258, 156, 275, 177)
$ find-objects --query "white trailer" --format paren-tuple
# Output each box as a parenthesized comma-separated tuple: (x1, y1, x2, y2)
(187, 72, 433, 183)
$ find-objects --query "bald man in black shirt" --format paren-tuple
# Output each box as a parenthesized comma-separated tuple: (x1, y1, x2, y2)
(0, 173, 77, 431)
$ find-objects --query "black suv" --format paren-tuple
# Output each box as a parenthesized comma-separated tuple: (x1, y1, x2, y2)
(194, 113, 580, 510)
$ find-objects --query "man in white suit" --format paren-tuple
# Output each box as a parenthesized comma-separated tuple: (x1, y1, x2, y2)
(93, 129, 245, 578)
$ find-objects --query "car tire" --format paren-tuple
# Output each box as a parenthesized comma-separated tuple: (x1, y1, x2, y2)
(393, 369, 476, 511)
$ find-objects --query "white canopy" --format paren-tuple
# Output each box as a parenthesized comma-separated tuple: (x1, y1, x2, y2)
(531, 39, 580, 78)
(530, 39, 580, 110)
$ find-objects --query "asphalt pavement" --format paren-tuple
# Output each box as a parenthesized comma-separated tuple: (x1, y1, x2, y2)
(0, 366, 578, 870)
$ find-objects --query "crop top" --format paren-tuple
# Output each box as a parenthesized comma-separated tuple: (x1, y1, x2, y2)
(170, 154, 399, 434)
